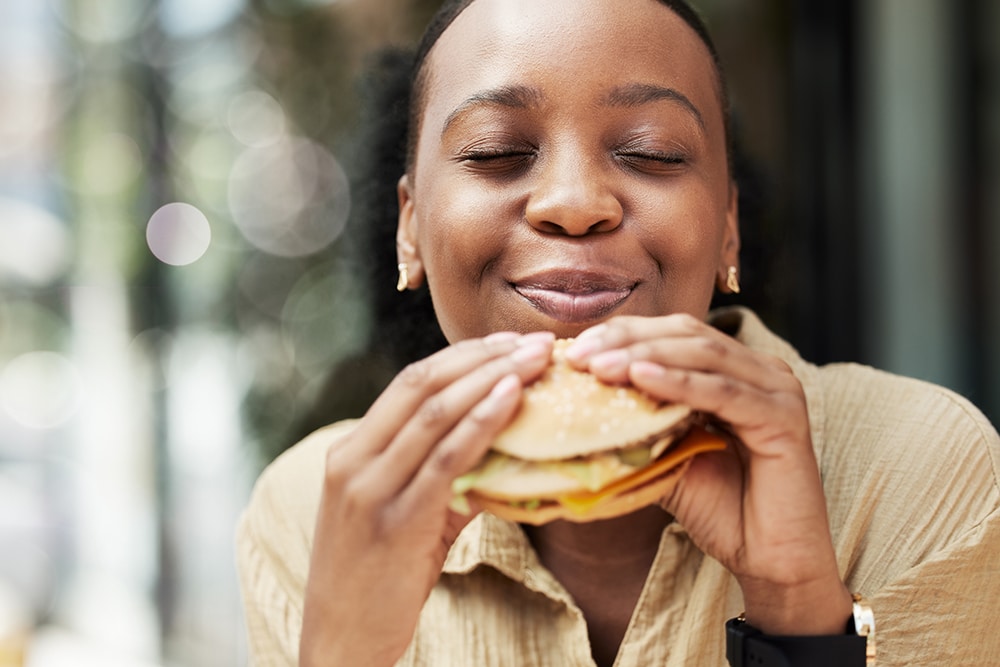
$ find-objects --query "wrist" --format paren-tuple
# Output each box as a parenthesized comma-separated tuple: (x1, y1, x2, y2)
(740, 576, 853, 635)
(726, 593, 876, 667)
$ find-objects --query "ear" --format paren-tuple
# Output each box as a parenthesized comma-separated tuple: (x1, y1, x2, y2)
(716, 182, 742, 292)
(396, 174, 426, 290)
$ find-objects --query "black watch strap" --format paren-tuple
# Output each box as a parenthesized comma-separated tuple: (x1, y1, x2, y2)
(726, 616, 868, 667)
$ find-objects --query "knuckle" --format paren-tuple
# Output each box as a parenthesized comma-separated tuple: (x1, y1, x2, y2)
(341, 476, 382, 515)
(397, 358, 434, 389)
(427, 444, 460, 477)
(765, 354, 793, 374)
(772, 356, 792, 372)
(696, 335, 728, 359)
(629, 340, 654, 361)
(716, 374, 740, 397)
(417, 396, 449, 427)
(323, 443, 355, 491)
(706, 376, 740, 414)
(774, 387, 807, 413)
(672, 312, 703, 334)
(598, 316, 633, 343)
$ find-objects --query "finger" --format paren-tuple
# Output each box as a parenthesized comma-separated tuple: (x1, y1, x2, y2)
(321, 333, 529, 493)
(396, 372, 524, 516)
(627, 362, 808, 452)
(591, 336, 792, 393)
(568, 312, 787, 366)
(355, 339, 551, 501)
(564, 312, 707, 363)
(349, 332, 549, 463)
(659, 445, 743, 532)
(566, 314, 791, 389)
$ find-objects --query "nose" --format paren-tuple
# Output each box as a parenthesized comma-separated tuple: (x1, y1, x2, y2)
(524, 152, 623, 236)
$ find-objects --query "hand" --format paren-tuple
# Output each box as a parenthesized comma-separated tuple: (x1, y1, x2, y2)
(300, 332, 554, 666)
(565, 314, 852, 635)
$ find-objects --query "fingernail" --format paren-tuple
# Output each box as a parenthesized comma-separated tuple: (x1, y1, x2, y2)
(485, 331, 520, 345)
(517, 331, 556, 346)
(590, 349, 629, 374)
(630, 360, 666, 380)
(575, 324, 607, 341)
(511, 341, 551, 364)
(474, 373, 521, 417)
(565, 337, 600, 362)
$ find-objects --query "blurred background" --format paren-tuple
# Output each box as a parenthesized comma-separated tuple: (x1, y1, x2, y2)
(0, 0, 996, 664)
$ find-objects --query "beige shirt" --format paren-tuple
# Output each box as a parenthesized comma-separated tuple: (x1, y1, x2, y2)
(236, 308, 1000, 666)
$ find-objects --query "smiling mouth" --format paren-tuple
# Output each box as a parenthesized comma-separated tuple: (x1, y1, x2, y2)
(513, 272, 637, 323)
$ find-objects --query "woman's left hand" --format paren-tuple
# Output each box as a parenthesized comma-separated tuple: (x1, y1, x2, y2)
(565, 313, 852, 635)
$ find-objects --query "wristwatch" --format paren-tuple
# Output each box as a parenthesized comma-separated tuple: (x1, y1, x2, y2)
(726, 595, 876, 667)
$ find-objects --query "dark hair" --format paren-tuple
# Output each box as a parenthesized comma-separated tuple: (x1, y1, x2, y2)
(299, 0, 764, 435)
(405, 0, 732, 173)
(366, 0, 750, 367)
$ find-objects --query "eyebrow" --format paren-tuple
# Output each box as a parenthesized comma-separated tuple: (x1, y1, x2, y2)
(440, 82, 705, 134)
(602, 83, 705, 130)
(441, 85, 544, 134)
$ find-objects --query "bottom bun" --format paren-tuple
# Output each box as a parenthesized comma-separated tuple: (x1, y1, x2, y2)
(473, 458, 693, 525)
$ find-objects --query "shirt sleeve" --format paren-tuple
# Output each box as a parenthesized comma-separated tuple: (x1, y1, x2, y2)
(871, 505, 1000, 665)
(237, 512, 302, 666)
(235, 424, 353, 666)
(820, 363, 1000, 665)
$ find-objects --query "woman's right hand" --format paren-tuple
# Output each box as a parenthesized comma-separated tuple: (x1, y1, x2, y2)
(299, 331, 554, 667)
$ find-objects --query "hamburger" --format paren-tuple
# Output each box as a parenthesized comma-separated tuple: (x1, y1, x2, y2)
(452, 339, 728, 525)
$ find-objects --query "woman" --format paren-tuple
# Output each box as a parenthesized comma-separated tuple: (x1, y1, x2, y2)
(237, 1, 1000, 665)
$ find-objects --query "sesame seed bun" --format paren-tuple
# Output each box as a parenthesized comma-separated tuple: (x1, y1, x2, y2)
(463, 339, 727, 524)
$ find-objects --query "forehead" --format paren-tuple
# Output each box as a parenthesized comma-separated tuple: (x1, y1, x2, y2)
(419, 0, 722, 124)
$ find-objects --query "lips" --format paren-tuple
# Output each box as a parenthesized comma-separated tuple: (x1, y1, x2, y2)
(513, 269, 637, 323)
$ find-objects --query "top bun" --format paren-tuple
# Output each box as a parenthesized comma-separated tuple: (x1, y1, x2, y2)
(491, 339, 694, 460)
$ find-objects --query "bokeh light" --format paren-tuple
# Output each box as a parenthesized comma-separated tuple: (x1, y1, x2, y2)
(0, 301, 69, 358)
(236, 253, 307, 319)
(0, 197, 71, 286)
(227, 89, 285, 147)
(0, 351, 81, 430)
(49, 0, 152, 44)
(0, 58, 63, 160)
(0, 3, 69, 161)
(159, 0, 246, 39)
(280, 261, 371, 376)
(75, 132, 144, 196)
(236, 324, 295, 393)
(128, 329, 173, 391)
(227, 136, 351, 257)
(167, 43, 257, 125)
(146, 202, 213, 266)
(172, 126, 242, 214)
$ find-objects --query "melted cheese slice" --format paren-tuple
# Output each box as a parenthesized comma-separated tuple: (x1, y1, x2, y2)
(556, 426, 727, 515)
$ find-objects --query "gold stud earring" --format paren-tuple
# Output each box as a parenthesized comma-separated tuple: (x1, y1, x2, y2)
(726, 266, 741, 294)
(396, 262, 409, 292)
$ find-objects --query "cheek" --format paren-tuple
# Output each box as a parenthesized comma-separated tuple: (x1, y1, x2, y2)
(638, 182, 727, 265)
(635, 182, 728, 313)
(418, 185, 509, 278)
(414, 186, 513, 339)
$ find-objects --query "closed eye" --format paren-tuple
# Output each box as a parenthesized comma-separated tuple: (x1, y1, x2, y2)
(460, 147, 534, 161)
(615, 149, 689, 174)
(456, 146, 536, 175)
(617, 149, 686, 165)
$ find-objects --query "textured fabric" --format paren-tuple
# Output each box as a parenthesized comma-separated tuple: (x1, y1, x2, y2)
(236, 307, 1000, 666)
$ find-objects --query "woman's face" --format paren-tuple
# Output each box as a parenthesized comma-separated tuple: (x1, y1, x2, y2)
(398, 0, 739, 342)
